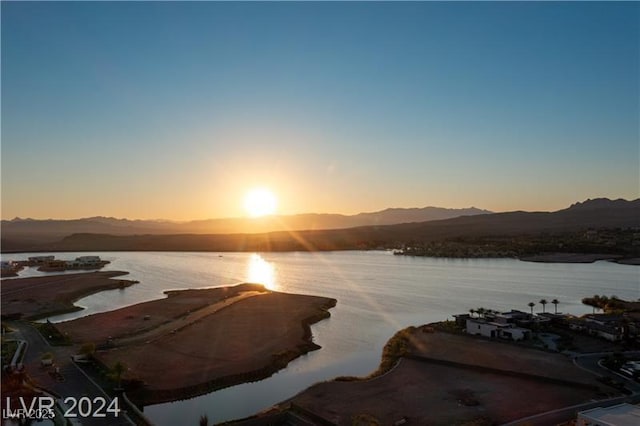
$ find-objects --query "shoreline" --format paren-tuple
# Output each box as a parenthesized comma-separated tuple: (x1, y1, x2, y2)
(518, 253, 625, 264)
(56, 284, 337, 406)
(0, 271, 138, 320)
(140, 301, 335, 405)
(243, 325, 608, 426)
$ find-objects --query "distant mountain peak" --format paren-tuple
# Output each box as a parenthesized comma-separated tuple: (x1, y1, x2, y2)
(568, 198, 638, 210)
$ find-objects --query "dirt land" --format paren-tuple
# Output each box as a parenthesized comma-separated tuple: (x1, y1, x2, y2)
(60, 287, 336, 404)
(56, 283, 267, 344)
(287, 329, 603, 426)
(0, 271, 137, 320)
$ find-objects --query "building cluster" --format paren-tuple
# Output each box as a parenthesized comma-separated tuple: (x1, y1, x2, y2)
(454, 310, 535, 341)
(571, 312, 640, 343)
(455, 308, 640, 345)
(27, 255, 105, 269)
(1, 255, 108, 273)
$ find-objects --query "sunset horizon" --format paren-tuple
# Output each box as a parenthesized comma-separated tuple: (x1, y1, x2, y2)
(1, 195, 638, 223)
(2, 2, 638, 222)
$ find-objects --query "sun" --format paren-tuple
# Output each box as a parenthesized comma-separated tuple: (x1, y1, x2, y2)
(244, 188, 277, 217)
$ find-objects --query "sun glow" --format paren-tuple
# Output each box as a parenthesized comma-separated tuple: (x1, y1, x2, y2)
(244, 188, 277, 217)
(247, 253, 277, 290)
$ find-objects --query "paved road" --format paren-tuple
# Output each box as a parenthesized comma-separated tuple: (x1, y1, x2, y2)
(7, 321, 133, 426)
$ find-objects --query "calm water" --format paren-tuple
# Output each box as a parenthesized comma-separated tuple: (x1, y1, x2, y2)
(3, 251, 639, 425)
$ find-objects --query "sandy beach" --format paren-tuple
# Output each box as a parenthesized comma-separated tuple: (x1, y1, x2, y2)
(0, 271, 137, 320)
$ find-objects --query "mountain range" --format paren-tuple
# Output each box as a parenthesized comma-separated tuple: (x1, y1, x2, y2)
(1, 206, 490, 243)
(1, 198, 638, 253)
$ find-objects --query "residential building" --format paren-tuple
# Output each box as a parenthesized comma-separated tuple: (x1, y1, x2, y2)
(577, 403, 640, 426)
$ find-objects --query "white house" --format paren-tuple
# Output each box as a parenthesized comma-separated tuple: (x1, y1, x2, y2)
(466, 319, 509, 339)
(465, 318, 531, 341)
(577, 403, 640, 426)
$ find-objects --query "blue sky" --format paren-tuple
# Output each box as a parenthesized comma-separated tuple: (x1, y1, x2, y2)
(2, 1, 638, 220)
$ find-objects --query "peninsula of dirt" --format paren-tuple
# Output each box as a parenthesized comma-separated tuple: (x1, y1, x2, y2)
(253, 327, 608, 426)
(0, 271, 137, 320)
(56, 284, 337, 405)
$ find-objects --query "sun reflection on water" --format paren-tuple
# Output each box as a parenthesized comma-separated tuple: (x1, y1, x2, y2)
(247, 253, 277, 290)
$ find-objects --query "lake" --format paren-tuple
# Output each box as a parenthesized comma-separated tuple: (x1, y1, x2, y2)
(3, 251, 639, 424)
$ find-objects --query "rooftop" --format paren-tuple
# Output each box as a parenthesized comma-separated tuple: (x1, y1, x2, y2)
(579, 403, 640, 426)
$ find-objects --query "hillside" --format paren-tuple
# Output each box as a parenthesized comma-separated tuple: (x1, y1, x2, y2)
(1, 206, 489, 248)
(2, 198, 637, 254)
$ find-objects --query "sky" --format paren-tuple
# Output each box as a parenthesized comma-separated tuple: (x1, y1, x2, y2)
(1, 1, 639, 220)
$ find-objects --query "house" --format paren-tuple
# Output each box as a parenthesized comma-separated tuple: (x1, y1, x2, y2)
(465, 318, 531, 341)
(584, 314, 624, 342)
(453, 314, 471, 327)
(467, 318, 505, 338)
(494, 309, 532, 326)
(75, 256, 101, 265)
(585, 314, 624, 326)
(68, 256, 104, 268)
(577, 403, 640, 426)
(586, 322, 623, 342)
(28, 255, 55, 264)
(536, 312, 566, 324)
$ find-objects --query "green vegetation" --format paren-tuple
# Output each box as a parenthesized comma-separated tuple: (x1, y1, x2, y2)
(35, 321, 71, 345)
(581, 295, 626, 313)
(371, 326, 416, 378)
(109, 361, 127, 389)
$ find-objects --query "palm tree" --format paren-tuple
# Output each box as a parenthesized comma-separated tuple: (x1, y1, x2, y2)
(477, 307, 486, 318)
(469, 308, 476, 318)
(551, 299, 559, 314)
(539, 299, 548, 313)
(528, 302, 535, 315)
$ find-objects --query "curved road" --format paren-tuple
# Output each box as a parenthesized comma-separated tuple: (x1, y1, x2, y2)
(7, 321, 134, 426)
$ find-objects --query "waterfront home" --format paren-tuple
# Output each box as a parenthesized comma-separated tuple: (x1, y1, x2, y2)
(453, 313, 471, 327)
(67, 256, 104, 268)
(584, 314, 624, 342)
(494, 310, 533, 326)
(28, 255, 55, 264)
(465, 318, 531, 341)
